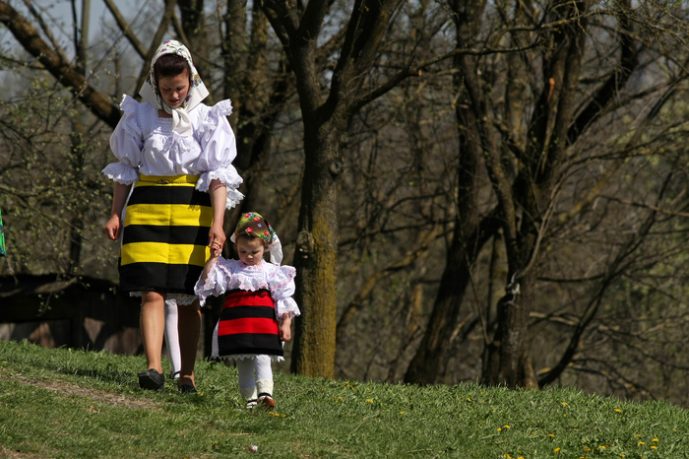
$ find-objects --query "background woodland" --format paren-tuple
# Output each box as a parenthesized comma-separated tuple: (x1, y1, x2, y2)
(2, 0, 689, 406)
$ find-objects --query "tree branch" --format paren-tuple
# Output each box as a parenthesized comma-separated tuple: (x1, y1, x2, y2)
(567, 0, 639, 144)
(0, 1, 119, 127)
(539, 171, 671, 387)
(132, 0, 176, 98)
(103, 0, 147, 59)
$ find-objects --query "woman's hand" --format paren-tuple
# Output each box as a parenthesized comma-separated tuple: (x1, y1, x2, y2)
(208, 223, 226, 257)
(104, 214, 121, 240)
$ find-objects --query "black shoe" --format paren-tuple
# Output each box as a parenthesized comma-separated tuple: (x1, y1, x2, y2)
(138, 369, 165, 391)
(178, 382, 197, 394)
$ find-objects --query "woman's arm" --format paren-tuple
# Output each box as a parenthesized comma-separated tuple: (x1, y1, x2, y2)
(104, 182, 132, 240)
(208, 179, 228, 252)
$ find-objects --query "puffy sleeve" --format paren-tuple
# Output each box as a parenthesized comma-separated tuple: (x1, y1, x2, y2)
(269, 264, 300, 319)
(103, 95, 142, 185)
(194, 257, 231, 307)
(194, 100, 244, 209)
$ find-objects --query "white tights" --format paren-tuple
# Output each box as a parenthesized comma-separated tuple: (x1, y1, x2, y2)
(237, 355, 274, 401)
(164, 299, 181, 377)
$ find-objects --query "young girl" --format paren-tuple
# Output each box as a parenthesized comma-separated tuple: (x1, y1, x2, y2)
(195, 211, 299, 409)
(103, 40, 243, 392)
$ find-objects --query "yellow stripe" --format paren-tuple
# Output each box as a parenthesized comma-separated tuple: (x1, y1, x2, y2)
(125, 204, 212, 227)
(121, 242, 210, 266)
(137, 174, 199, 186)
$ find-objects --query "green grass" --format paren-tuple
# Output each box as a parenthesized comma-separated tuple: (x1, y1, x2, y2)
(0, 340, 687, 458)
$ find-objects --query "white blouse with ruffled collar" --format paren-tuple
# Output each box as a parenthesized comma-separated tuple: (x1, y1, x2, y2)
(102, 95, 243, 209)
(194, 257, 300, 319)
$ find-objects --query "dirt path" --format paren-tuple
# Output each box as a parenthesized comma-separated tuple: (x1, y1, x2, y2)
(5, 368, 160, 410)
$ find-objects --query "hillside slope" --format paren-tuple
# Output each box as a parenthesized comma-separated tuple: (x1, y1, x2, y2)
(0, 340, 687, 458)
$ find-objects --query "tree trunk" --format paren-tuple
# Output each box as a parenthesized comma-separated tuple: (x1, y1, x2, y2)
(262, 0, 405, 378)
(290, 123, 341, 377)
(481, 0, 590, 387)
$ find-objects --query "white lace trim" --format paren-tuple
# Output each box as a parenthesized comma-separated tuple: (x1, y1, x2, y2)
(102, 162, 139, 185)
(214, 354, 284, 363)
(196, 165, 244, 209)
(129, 291, 197, 305)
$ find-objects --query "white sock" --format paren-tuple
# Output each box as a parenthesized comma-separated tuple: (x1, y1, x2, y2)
(237, 359, 258, 400)
(255, 355, 274, 396)
(164, 299, 181, 377)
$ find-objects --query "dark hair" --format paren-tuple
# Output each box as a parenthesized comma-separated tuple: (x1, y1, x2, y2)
(234, 232, 269, 248)
(153, 53, 191, 84)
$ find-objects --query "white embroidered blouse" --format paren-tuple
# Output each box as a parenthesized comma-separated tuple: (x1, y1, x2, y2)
(102, 95, 243, 209)
(195, 258, 301, 319)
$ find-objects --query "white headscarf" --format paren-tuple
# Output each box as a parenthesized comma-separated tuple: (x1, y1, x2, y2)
(139, 40, 209, 136)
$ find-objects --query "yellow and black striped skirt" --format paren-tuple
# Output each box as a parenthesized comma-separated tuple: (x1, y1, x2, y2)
(120, 174, 212, 294)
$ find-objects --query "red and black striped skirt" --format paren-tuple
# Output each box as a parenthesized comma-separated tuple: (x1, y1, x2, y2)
(216, 289, 283, 357)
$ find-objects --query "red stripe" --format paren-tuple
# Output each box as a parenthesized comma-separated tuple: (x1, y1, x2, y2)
(224, 290, 275, 308)
(218, 318, 279, 336)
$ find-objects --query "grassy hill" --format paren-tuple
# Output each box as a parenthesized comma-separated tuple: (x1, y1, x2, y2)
(1, 340, 687, 458)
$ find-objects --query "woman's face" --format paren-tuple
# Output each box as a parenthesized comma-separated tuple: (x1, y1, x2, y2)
(157, 68, 190, 108)
(236, 237, 265, 266)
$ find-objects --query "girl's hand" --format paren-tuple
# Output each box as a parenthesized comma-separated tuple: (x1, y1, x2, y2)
(208, 223, 226, 257)
(104, 214, 121, 240)
(279, 316, 292, 342)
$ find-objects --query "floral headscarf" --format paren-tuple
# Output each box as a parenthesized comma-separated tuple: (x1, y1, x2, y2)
(233, 211, 283, 264)
(139, 39, 209, 136)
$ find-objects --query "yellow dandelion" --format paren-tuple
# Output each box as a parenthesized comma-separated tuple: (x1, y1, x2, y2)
(598, 444, 608, 450)
(504, 424, 511, 430)
(638, 441, 645, 447)
(650, 445, 658, 450)
(497, 427, 503, 433)
(583, 446, 591, 453)
(651, 437, 659, 443)
(613, 407, 623, 414)
(560, 401, 569, 408)
(502, 454, 513, 459)
(548, 433, 556, 439)
(366, 398, 374, 404)
(553, 446, 561, 455)
(517, 456, 525, 459)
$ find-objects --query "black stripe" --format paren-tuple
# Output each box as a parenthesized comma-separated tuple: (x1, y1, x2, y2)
(119, 262, 202, 294)
(128, 185, 211, 206)
(219, 306, 276, 321)
(122, 225, 210, 245)
(217, 334, 284, 357)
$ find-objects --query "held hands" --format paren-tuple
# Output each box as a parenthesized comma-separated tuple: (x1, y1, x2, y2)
(104, 214, 121, 241)
(208, 223, 226, 258)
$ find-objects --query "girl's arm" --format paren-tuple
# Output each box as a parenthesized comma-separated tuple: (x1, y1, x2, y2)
(208, 179, 227, 252)
(195, 254, 228, 307)
(104, 182, 132, 240)
(279, 314, 293, 342)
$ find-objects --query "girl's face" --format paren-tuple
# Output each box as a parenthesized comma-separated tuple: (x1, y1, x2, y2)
(236, 237, 266, 266)
(157, 68, 190, 108)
